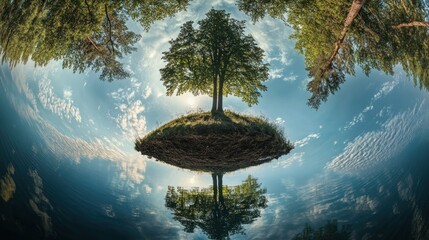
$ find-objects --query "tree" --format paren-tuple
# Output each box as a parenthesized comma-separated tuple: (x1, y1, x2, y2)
(160, 9, 269, 114)
(305, 0, 365, 109)
(0, 0, 189, 81)
(61, 4, 141, 81)
(292, 220, 352, 240)
(165, 174, 268, 240)
(236, 0, 292, 23)
(238, 0, 429, 108)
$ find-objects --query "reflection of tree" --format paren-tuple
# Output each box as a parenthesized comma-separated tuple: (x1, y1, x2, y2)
(165, 174, 267, 239)
(0, 0, 189, 81)
(292, 220, 351, 240)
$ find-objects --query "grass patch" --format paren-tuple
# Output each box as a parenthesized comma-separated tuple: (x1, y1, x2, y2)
(135, 111, 294, 172)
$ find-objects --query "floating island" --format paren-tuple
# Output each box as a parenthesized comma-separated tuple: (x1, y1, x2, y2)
(135, 111, 293, 172)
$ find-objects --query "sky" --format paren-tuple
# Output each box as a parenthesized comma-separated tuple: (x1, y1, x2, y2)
(2, 0, 429, 239)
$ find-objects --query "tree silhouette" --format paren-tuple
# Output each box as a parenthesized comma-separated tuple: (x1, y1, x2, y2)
(165, 174, 267, 239)
(160, 9, 269, 115)
(292, 220, 352, 240)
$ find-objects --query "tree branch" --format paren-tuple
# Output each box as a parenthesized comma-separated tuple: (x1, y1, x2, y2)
(104, 4, 115, 55)
(400, 0, 410, 15)
(84, 0, 93, 19)
(86, 35, 102, 52)
(328, 0, 366, 65)
(392, 21, 429, 28)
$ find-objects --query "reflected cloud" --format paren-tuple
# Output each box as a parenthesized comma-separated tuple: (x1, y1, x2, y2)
(273, 152, 304, 168)
(0, 164, 16, 202)
(3, 66, 148, 184)
(110, 76, 148, 141)
(28, 169, 55, 237)
(38, 78, 82, 123)
(343, 79, 399, 131)
(295, 133, 320, 148)
(328, 101, 427, 173)
(397, 174, 427, 239)
(143, 184, 152, 194)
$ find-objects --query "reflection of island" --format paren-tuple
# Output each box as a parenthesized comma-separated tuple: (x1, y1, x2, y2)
(165, 174, 267, 239)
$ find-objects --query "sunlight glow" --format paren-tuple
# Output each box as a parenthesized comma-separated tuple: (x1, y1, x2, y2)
(187, 96, 196, 107)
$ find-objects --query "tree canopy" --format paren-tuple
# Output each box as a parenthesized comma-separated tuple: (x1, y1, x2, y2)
(160, 9, 269, 114)
(165, 174, 267, 239)
(237, 0, 429, 109)
(0, 0, 189, 81)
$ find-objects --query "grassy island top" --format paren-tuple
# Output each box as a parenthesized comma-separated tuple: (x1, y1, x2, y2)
(135, 111, 294, 172)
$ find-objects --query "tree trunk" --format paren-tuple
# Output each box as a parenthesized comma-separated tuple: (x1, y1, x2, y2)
(211, 75, 218, 114)
(327, 0, 366, 66)
(217, 77, 224, 113)
(212, 173, 218, 203)
(217, 173, 223, 202)
(393, 21, 429, 28)
(217, 173, 225, 210)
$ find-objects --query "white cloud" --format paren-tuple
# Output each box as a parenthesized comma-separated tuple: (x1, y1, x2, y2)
(110, 79, 148, 140)
(38, 78, 82, 123)
(373, 80, 399, 101)
(328, 101, 427, 173)
(274, 117, 285, 125)
(143, 184, 152, 194)
(119, 157, 147, 184)
(343, 79, 399, 131)
(294, 133, 320, 148)
(273, 152, 304, 168)
(63, 88, 72, 99)
(283, 74, 298, 82)
(5, 78, 147, 183)
(269, 68, 283, 79)
(116, 100, 147, 140)
(11, 68, 39, 112)
(142, 85, 152, 99)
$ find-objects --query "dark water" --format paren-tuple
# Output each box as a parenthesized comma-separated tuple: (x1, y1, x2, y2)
(2, 64, 429, 240)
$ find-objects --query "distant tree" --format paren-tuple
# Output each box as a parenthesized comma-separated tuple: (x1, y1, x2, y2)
(124, 0, 190, 30)
(236, 0, 291, 23)
(0, 0, 189, 81)
(160, 9, 269, 114)
(165, 174, 268, 239)
(292, 220, 352, 240)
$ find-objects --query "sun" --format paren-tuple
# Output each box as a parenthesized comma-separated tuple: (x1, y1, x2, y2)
(187, 96, 196, 107)
(183, 93, 198, 108)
